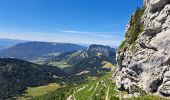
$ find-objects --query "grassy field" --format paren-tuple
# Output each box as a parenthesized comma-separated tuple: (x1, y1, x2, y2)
(16, 83, 60, 100)
(49, 61, 72, 68)
(72, 72, 116, 100)
(31, 72, 116, 100)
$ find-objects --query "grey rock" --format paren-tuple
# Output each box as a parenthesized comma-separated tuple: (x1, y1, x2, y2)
(116, 0, 170, 97)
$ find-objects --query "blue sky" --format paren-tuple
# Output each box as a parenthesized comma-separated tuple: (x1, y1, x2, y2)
(0, 0, 143, 47)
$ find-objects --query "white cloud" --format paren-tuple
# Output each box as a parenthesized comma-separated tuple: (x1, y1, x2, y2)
(0, 31, 123, 47)
(59, 30, 113, 34)
(56, 29, 122, 39)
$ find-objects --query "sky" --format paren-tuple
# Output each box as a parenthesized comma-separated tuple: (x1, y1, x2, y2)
(0, 0, 143, 47)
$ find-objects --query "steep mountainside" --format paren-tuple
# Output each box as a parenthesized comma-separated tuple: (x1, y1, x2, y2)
(47, 44, 116, 75)
(0, 58, 66, 99)
(0, 42, 86, 60)
(81, 44, 115, 58)
(116, 0, 170, 97)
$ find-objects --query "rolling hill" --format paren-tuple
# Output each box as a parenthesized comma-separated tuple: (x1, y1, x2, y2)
(0, 58, 66, 99)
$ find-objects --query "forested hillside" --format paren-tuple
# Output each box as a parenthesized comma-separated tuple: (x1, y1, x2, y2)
(0, 58, 66, 99)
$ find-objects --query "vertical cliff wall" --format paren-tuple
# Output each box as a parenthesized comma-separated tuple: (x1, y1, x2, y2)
(116, 0, 170, 96)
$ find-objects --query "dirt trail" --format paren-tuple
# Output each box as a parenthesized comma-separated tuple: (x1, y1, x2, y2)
(88, 82, 99, 100)
(77, 86, 86, 92)
(73, 90, 76, 100)
(69, 86, 86, 100)
(88, 86, 94, 91)
(105, 87, 110, 100)
(67, 95, 73, 100)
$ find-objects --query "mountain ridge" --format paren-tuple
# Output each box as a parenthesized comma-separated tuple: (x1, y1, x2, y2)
(46, 44, 116, 75)
(0, 41, 86, 60)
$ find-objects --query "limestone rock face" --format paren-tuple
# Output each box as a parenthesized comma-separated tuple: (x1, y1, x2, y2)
(116, 0, 170, 96)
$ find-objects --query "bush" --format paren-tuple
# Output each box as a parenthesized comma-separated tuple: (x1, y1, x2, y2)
(119, 39, 127, 49)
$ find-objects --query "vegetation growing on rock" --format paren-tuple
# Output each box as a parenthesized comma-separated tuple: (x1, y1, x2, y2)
(119, 7, 145, 49)
(116, 0, 170, 97)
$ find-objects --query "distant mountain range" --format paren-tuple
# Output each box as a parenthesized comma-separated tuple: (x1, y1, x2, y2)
(0, 39, 116, 76)
(0, 41, 116, 99)
(45, 44, 116, 75)
(0, 41, 86, 60)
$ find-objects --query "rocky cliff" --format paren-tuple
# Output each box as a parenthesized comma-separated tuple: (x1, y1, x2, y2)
(116, 0, 170, 96)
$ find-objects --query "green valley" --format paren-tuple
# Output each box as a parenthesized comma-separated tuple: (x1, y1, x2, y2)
(16, 83, 60, 100)
(0, 58, 66, 99)
(32, 72, 117, 100)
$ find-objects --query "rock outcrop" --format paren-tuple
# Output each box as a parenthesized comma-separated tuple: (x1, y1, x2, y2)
(116, 0, 170, 96)
(83, 44, 116, 58)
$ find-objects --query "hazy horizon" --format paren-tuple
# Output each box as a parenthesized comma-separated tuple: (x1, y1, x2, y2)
(0, 38, 114, 48)
(0, 0, 143, 47)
